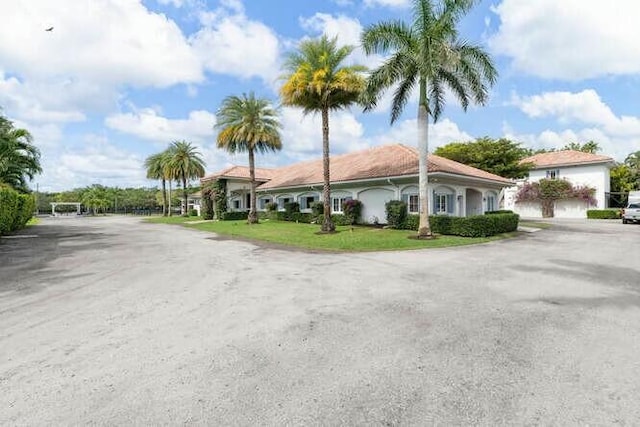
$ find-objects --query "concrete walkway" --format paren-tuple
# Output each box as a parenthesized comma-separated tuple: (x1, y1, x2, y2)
(1, 216, 639, 424)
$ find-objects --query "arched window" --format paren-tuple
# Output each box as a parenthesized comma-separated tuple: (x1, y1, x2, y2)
(401, 186, 419, 214)
(257, 195, 272, 211)
(433, 186, 455, 215)
(330, 191, 352, 213)
(298, 192, 320, 210)
(276, 194, 294, 210)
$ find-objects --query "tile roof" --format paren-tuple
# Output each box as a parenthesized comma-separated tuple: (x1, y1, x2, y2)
(201, 165, 276, 182)
(520, 150, 613, 168)
(200, 144, 512, 189)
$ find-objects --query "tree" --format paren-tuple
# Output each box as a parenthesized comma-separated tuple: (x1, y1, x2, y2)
(165, 141, 206, 216)
(280, 35, 366, 232)
(361, 0, 497, 238)
(0, 115, 41, 192)
(434, 137, 532, 179)
(145, 151, 170, 216)
(216, 92, 282, 224)
(81, 185, 110, 215)
(562, 140, 600, 153)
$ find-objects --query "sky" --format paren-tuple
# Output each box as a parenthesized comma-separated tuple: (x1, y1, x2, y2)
(1, 0, 640, 192)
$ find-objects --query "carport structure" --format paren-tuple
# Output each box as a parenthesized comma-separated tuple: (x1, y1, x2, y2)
(50, 202, 81, 216)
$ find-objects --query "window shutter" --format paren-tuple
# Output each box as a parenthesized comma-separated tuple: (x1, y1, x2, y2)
(447, 194, 454, 214)
(401, 194, 409, 204)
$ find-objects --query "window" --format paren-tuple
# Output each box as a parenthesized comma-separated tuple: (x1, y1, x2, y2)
(486, 192, 497, 212)
(546, 169, 560, 179)
(299, 194, 318, 210)
(435, 194, 447, 213)
(332, 196, 351, 213)
(232, 199, 240, 210)
(259, 198, 271, 210)
(408, 195, 419, 213)
(278, 197, 292, 210)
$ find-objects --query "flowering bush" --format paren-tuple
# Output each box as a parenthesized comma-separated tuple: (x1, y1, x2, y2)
(342, 199, 362, 225)
(515, 178, 596, 217)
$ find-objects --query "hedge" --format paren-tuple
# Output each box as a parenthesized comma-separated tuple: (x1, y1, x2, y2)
(1, 188, 35, 235)
(220, 211, 249, 221)
(586, 209, 621, 219)
(399, 213, 519, 237)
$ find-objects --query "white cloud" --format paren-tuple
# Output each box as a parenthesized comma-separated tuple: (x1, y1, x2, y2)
(374, 118, 473, 150)
(513, 90, 640, 137)
(105, 108, 216, 143)
(37, 135, 148, 192)
(280, 108, 369, 155)
(490, 0, 640, 80)
(191, 5, 281, 82)
(364, 0, 409, 8)
(0, 0, 202, 88)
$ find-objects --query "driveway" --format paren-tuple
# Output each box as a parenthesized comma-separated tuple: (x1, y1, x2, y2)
(1, 216, 639, 424)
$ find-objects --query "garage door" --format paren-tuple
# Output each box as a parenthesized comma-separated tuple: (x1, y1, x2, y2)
(358, 188, 395, 224)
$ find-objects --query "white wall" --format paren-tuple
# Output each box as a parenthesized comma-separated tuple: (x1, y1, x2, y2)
(529, 164, 609, 209)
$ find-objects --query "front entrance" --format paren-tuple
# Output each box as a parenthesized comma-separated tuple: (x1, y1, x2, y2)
(465, 189, 483, 216)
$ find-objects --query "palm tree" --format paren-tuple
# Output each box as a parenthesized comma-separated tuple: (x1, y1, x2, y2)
(0, 115, 41, 192)
(280, 35, 366, 232)
(144, 151, 170, 216)
(361, 0, 497, 238)
(165, 141, 206, 216)
(216, 92, 282, 224)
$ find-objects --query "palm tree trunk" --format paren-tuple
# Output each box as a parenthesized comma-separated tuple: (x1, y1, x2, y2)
(182, 175, 188, 216)
(417, 79, 433, 238)
(168, 181, 172, 217)
(248, 148, 258, 224)
(161, 179, 167, 216)
(321, 107, 335, 232)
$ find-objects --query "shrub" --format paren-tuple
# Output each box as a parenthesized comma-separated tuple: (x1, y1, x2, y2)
(516, 179, 596, 218)
(266, 202, 278, 212)
(485, 210, 514, 215)
(0, 188, 34, 235)
(212, 179, 227, 219)
(284, 202, 300, 219)
(310, 201, 324, 220)
(189, 209, 198, 217)
(342, 199, 362, 225)
(396, 212, 519, 237)
(385, 200, 408, 229)
(587, 209, 621, 219)
(221, 211, 249, 221)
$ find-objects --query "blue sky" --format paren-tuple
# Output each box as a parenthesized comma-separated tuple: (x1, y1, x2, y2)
(2, 0, 640, 192)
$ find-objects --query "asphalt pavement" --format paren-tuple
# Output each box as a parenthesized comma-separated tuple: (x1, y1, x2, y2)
(1, 216, 639, 425)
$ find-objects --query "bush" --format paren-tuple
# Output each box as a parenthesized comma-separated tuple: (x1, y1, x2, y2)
(485, 210, 514, 215)
(284, 202, 300, 219)
(0, 188, 34, 235)
(188, 209, 198, 217)
(398, 212, 519, 237)
(587, 209, 621, 219)
(310, 201, 324, 220)
(221, 211, 249, 221)
(385, 200, 408, 229)
(266, 202, 278, 212)
(342, 199, 362, 225)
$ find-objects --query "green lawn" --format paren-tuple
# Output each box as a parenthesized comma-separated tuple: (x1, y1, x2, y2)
(146, 216, 515, 251)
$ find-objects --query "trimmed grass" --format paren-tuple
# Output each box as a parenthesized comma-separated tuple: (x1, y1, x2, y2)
(146, 216, 515, 251)
(26, 217, 40, 226)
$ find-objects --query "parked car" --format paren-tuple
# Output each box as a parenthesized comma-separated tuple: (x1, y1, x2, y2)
(622, 203, 640, 224)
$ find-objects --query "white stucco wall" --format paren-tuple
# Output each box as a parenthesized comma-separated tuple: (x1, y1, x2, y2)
(528, 164, 610, 209)
(254, 179, 506, 223)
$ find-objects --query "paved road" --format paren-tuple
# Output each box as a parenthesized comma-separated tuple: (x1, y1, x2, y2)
(1, 216, 639, 425)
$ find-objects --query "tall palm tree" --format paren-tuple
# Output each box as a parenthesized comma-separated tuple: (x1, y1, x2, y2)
(216, 92, 282, 224)
(0, 115, 41, 192)
(165, 141, 206, 216)
(361, 0, 497, 238)
(144, 151, 169, 216)
(280, 35, 366, 232)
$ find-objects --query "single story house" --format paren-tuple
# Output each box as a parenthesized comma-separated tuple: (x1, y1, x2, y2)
(200, 144, 514, 224)
(503, 150, 615, 218)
